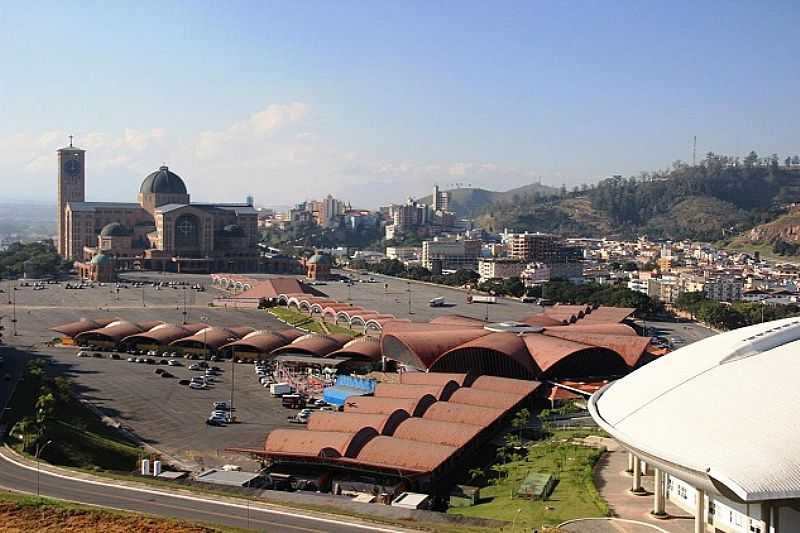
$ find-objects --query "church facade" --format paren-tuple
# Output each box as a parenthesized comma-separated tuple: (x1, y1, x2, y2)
(57, 140, 259, 274)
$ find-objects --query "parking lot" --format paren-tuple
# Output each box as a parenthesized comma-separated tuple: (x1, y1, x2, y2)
(3, 276, 304, 471)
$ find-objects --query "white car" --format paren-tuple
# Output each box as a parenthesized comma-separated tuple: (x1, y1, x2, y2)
(127, 357, 135, 362)
(77, 351, 88, 357)
(190, 382, 208, 390)
(167, 359, 180, 366)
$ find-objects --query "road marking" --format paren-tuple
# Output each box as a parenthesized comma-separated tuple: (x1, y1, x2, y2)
(0, 449, 404, 532)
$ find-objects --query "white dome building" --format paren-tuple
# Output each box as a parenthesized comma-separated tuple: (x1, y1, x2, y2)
(590, 317, 800, 533)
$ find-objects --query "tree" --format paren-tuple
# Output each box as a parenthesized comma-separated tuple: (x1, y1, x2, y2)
(743, 150, 759, 168)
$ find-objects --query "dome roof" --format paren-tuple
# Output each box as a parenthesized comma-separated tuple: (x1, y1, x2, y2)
(308, 253, 332, 265)
(99, 222, 131, 237)
(140, 166, 187, 195)
(91, 253, 111, 266)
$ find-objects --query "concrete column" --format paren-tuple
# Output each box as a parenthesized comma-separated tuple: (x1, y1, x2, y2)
(642, 460, 649, 476)
(631, 456, 645, 494)
(626, 452, 634, 473)
(652, 468, 666, 516)
(694, 488, 705, 533)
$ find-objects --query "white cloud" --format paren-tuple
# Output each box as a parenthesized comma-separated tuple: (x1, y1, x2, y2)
(0, 101, 545, 206)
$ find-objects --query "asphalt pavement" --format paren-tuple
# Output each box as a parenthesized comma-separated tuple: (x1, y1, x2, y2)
(0, 446, 403, 533)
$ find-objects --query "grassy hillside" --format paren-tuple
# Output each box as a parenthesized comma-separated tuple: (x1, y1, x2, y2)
(475, 159, 800, 239)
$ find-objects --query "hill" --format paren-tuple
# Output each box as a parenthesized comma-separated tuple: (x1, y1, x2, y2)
(475, 155, 800, 240)
(415, 182, 557, 218)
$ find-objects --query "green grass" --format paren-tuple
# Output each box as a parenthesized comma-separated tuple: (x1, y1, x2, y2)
(448, 429, 609, 530)
(0, 489, 253, 532)
(3, 364, 143, 472)
(268, 307, 360, 337)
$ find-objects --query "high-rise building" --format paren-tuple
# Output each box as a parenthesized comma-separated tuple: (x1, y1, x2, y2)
(506, 232, 562, 262)
(421, 238, 481, 271)
(433, 185, 450, 212)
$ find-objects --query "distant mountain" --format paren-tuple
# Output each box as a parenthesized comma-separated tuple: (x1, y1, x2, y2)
(415, 182, 558, 218)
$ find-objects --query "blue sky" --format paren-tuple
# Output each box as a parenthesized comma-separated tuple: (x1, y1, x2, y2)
(1, 1, 798, 206)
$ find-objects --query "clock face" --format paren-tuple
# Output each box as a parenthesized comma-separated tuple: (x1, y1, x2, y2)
(63, 158, 81, 177)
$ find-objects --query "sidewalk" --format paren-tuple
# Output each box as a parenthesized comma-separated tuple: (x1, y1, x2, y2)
(593, 439, 694, 533)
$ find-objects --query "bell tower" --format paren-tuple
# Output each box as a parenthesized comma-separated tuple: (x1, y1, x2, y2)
(57, 136, 86, 258)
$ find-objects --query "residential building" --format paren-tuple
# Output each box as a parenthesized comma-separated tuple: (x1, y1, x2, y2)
(385, 246, 421, 264)
(521, 263, 551, 286)
(477, 258, 525, 281)
(704, 277, 743, 302)
(505, 231, 562, 262)
(421, 238, 481, 271)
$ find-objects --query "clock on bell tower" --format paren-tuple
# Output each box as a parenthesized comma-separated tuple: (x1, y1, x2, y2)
(57, 136, 86, 258)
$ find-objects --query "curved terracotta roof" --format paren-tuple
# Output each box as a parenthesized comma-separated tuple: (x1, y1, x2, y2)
(271, 334, 350, 357)
(170, 326, 242, 350)
(342, 395, 436, 417)
(50, 318, 114, 337)
(307, 411, 408, 435)
(578, 306, 635, 324)
(350, 313, 395, 326)
(374, 381, 460, 401)
(392, 418, 483, 448)
(122, 324, 193, 345)
(399, 372, 468, 387)
(364, 317, 411, 331)
(522, 334, 599, 373)
(321, 304, 357, 317)
(430, 331, 537, 378)
(423, 401, 505, 426)
(448, 387, 526, 410)
(520, 313, 567, 327)
(220, 331, 294, 354)
(228, 326, 256, 337)
(76, 320, 156, 343)
(349, 436, 458, 473)
(381, 328, 490, 369)
(545, 323, 638, 336)
(334, 308, 368, 321)
(469, 376, 541, 396)
(429, 315, 486, 327)
(326, 336, 382, 361)
(541, 330, 651, 367)
(264, 428, 376, 459)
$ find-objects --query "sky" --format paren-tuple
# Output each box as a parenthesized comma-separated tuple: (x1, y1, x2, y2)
(1, 1, 798, 208)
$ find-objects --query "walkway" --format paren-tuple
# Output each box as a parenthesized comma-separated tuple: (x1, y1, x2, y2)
(593, 439, 694, 533)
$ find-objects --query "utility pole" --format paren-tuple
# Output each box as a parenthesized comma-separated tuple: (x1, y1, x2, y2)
(35, 440, 54, 497)
(692, 135, 697, 166)
(11, 281, 17, 336)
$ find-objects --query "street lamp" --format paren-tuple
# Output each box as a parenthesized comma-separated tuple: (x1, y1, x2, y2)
(200, 315, 209, 361)
(35, 439, 54, 498)
(226, 336, 237, 414)
(406, 281, 413, 315)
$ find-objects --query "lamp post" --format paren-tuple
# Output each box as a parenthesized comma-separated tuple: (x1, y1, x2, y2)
(35, 439, 54, 498)
(200, 315, 209, 361)
(406, 281, 413, 315)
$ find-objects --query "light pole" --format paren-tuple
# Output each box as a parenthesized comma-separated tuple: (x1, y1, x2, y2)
(227, 337, 237, 415)
(35, 439, 54, 498)
(200, 315, 209, 361)
(406, 281, 413, 315)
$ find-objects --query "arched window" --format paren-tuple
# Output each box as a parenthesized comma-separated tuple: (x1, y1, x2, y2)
(174, 214, 200, 249)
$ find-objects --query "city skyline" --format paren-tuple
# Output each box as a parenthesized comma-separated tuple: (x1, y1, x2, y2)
(2, 1, 799, 205)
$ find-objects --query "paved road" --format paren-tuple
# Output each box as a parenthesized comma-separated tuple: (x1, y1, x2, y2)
(0, 447, 402, 533)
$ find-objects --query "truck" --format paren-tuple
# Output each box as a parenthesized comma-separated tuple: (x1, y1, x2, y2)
(281, 394, 305, 408)
(468, 295, 497, 304)
(429, 297, 445, 307)
(270, 382, 293, 397)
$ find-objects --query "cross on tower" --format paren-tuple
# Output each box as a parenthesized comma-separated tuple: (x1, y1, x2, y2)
(68, 135, 73, 147)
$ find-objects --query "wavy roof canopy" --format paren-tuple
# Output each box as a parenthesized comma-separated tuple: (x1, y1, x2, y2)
(399, 372, 468, 387)
(374, 381, 460, 401)
(349, 436, 458, 473)
(448, 387, 527, 410)
(170, 326, 242, 350)
(392, 418, 483, 448)
(271, 333, 351, 357)
(381, 307, 647, 380)
(423, 401, 505, 427)
(50, 318, 114, 337)
(76, 320, 161, 343)
(326, 336, 382, 361)
(307, 411, 408, 435)
(342, 395, 436, 417)
(264, 428, 376, 459)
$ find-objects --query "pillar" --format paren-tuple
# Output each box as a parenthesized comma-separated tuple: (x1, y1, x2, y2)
(626, 452, 634, 474)
(631, 456, 645, 494)
(642, 460, 649, 476)
(694, 488, 705, 533)
(652, 468, 666, 516)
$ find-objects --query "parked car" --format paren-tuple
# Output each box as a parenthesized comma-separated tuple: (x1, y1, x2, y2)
(77, 351, 88, 357)
(167, 360, 181, 366)
(145, 358, 156, 365)
(110, 353, 121, 360)
(213, 401, 231, 411)
(160, 371, 174, 378)
(154, 368, 164, 375)
(206, 417, 226, 426)
(188, 364, 201, 371)
(190, 382, 208, 390)
(178, 379, 191, 386)
(159, 359, 169, 365)
(127, 357, 136, 362)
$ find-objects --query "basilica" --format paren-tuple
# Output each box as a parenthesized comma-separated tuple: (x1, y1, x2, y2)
(57, 140, 259, 279)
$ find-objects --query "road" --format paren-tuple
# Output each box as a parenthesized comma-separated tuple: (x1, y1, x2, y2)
(0, 446, 402, 533)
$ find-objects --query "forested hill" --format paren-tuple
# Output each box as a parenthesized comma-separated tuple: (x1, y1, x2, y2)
(475, 153, 800, 241)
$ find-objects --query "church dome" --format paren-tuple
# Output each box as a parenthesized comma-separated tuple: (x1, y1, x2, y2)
(307, 253, 332, 265)
(100, 222, 131, 237)
(140, 166, 187, 195)
(91, 253, 111, 266)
